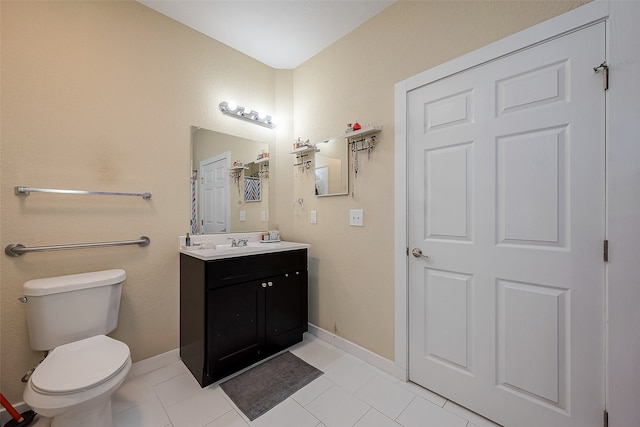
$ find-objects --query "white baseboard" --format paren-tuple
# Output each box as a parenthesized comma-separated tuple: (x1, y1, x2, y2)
(127, 347, 180, 378)
(307, 323, 407, 381)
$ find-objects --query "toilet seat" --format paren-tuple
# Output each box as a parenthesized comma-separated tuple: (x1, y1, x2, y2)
(31, 335, 130, 395)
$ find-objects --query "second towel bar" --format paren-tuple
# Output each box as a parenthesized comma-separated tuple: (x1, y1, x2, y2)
(5, 236, 150, 257)
(15, 186, 152, 200)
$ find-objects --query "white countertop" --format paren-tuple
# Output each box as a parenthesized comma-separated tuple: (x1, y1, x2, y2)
(179, 239, 309, 261)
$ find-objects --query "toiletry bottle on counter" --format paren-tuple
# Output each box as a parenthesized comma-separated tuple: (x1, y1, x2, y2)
(186, 233, 191, 246)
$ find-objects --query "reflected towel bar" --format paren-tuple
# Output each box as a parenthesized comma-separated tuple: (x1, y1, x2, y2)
(5, 236, 150, 257)
(15, 186, 152, 200)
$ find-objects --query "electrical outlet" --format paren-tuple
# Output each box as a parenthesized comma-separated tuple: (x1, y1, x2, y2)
(310, 210, 317, 224)
(239, 210, 246, 222)
(349, 209, 364, 226)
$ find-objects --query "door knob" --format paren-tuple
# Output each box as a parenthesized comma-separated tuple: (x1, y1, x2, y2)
(412, 248, 430, 259)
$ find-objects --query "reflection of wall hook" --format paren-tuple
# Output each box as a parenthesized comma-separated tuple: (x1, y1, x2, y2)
(293, 198, 304, 215)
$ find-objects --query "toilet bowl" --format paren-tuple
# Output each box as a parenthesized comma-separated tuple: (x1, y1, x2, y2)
(23, 335, 131, 427)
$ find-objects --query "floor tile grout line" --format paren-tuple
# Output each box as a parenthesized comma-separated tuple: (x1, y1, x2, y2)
(297, 398, 323, 427)
(351, 406, 374, 427)
(216, 387, 252, 425)
(394, 394, 418, 424)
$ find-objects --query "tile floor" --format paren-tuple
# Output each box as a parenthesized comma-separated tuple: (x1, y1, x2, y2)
(35, 334, 501, 427)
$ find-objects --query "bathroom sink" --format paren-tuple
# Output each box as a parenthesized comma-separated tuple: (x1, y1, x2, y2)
(180, 240, 300, 261)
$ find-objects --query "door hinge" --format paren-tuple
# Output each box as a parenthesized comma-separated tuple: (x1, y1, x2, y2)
(603, 239, 609, 262)
(594, 61, 609, 90)
(604, 409, 609, 427)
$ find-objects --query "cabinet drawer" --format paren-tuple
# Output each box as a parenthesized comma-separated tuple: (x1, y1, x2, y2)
(206, 249, 307, 289)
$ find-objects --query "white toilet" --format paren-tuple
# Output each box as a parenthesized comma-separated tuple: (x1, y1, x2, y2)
(21, 269, 132, 427)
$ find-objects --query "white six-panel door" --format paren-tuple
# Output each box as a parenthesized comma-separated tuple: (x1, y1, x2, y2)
(200, 152, 230, 234)
(408, 23, 605, 427)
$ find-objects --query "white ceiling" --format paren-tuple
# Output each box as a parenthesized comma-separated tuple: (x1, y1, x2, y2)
(138, 0, 395, 69)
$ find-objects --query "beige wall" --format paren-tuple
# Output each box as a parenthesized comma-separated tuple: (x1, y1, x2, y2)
(0, 0, 276, 401)
(0, 0, 585, 402)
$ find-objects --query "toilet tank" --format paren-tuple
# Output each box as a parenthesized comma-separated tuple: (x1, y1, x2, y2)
(22, 269, 126, 351)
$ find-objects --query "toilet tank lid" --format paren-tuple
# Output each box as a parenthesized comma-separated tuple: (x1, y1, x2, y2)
(23, 269, 126, 296)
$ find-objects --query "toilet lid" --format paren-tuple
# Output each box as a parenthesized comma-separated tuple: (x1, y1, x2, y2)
(31, 335, 130, 395)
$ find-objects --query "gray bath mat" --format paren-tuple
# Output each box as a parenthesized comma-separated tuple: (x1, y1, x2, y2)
(220, 351, 323, 420)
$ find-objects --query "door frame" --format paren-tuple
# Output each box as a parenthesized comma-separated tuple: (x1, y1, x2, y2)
(394, 0, 609, 379)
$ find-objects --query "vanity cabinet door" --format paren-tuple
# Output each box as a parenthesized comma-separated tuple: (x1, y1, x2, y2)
(265, 270, 308, 351)
(207, 280, 266, 381)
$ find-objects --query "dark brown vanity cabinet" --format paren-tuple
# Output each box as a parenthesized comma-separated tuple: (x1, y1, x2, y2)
(180, 249, 308, 387)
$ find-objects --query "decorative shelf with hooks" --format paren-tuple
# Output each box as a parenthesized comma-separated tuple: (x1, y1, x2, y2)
(229, 165, 248, 188)
(288, 146, 317, 155)
(346, 125, 381, 197)
(289, 144, 316, 169)
(345, 125, 381, 139)
(346, 125, 381, 156)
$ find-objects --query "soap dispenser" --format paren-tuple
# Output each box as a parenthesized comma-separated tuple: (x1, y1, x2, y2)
(185, 233, 191, 246)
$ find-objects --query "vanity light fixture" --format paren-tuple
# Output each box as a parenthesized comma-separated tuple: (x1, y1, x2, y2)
(219, 101, 276, 129)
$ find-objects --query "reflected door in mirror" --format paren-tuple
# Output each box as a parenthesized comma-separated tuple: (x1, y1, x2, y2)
(315, 137, 348, 196)
(200, 152, 230, 233)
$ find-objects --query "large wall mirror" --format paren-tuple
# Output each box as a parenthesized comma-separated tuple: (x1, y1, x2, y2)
(191, 126, 269, 234)
(315, 137, 348, 196)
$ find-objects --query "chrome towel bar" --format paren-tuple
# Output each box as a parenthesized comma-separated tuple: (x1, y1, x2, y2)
(15, 186, 152, 200)
(5, 236, 150, 257)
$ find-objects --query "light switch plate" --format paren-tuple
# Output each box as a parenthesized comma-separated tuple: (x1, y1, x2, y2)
(310, 210, 317, 224)
(240, 210, 246, 222)
(349, 209, 364, 226)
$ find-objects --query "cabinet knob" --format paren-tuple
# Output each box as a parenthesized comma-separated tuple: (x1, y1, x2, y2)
(262, 282, 267, 288)
(296, 271, 300, 275)
(268, 281, 273, 287)
(285, 273, 289, 277)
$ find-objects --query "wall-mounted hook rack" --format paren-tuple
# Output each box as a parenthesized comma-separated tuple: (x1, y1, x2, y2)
(290, 146, 315, 170)
(344, 125, 382, 197)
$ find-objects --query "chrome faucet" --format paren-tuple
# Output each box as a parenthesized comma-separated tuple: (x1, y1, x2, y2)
(227, 237, 249, 247)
